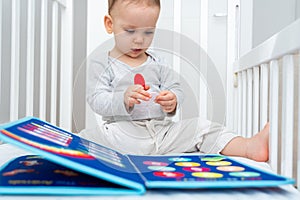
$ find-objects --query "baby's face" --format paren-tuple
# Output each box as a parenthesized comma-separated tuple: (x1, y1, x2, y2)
(110, 2, 160, 59)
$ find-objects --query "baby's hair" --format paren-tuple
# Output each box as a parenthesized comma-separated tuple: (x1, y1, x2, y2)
(108, 0, 160, 14)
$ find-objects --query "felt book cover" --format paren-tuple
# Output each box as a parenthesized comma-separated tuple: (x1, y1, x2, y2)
(0, 117, 295, 195)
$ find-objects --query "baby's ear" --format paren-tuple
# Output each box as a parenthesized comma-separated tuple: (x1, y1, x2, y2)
(104, 15, 113, 34)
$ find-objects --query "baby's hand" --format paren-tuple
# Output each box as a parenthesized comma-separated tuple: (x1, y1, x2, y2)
(155, 90, 177, 113)
(124, 85, 151, 110)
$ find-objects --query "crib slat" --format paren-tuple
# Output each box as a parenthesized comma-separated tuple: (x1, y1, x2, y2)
(260, 63, 269, 130)
(233, 75, 238, 132)
(200, 0, 208, 120)
(242, 71, 247, 137)
(39, 0, 48, 120)
(173, 0, 180, 73)
(173, 0, 181, 74)
(246, 69, 253, 137)
(10, 0, 20, 121)
(172, 0, 182, 122)
(26, 0, 35, 117)
(269, 60, 280, 173)
(281, 55, 294, 178)
(60, 0, 73, 130)
(252, 66, 260, 134)
(50, 1, 59, 125)
(237, 72, 242, 135)
(298, 52, 300, 191)
(0, 0, 2, 106)
(56, 0, 66, 8)
(296, 52, 300, 190)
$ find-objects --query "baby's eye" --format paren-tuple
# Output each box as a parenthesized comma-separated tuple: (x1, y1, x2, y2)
(125, 29, 135, 34)
(144, 31, 154, 35)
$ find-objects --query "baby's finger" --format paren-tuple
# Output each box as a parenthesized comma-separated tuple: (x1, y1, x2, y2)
(159, 101, 174, 107)
(161, 105, 175, 113)
(129, 97, 141, 105)
(144, 85, 150, 91)
(138, 89, 151, 98)
(131, 92, 150, 101)
(156, 95, 174, 102)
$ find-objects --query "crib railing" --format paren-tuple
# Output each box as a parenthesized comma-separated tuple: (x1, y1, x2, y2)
(233, 18, 300, 189)
(0, 0, 73, 131)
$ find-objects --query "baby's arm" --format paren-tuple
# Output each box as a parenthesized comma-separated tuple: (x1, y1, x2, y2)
(87, 62, 130, 117)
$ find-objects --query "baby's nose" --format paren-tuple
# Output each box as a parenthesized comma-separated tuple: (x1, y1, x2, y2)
(133, 34, 144, 44)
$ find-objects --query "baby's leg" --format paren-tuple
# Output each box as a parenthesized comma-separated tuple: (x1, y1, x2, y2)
(220, 123, 269, 162)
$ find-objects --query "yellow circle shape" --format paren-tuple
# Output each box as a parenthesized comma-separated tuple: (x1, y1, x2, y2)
(175, 162, 200, 167)
(192, 172, 223, 178)
(206, 161, 232, 166)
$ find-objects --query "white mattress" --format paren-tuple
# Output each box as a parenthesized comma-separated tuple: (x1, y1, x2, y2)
(0, 143, 299, 200)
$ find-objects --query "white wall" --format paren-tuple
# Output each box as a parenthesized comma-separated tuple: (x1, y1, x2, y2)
(252, 0, 297, 48)
(239, 0, 253, 56)
(239, 0, 300, 55)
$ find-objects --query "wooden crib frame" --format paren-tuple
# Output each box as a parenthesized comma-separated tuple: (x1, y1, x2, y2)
(232, 18, 300, 190)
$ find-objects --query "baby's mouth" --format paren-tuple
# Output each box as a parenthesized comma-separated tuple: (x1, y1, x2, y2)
(131, 48, 143, 53)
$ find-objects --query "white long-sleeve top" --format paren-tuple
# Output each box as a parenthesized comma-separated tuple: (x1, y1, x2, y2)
(87, 51, 184, 122)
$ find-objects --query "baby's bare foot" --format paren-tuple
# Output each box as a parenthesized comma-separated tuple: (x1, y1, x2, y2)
(246, 123, 269, 162)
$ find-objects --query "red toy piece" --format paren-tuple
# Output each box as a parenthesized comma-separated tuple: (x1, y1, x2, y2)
(134, 73, 146, 90)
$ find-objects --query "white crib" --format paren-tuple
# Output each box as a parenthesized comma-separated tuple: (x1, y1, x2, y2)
(0, 0, 73, 131)
(232, 18, 300, 190)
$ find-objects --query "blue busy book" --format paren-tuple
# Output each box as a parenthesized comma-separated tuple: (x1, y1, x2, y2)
(0, 117, 295, 195)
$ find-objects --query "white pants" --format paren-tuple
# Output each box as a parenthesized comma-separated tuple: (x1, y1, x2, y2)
(79, 117, 237, 155)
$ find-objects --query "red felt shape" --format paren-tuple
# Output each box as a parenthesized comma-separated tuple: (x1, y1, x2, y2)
(134, 73, 146, 89)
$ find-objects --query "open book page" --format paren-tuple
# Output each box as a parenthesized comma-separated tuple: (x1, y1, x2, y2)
(127, 154, 294, 188)
(0, 117, 144, 191)
(0, 155, 126, 188)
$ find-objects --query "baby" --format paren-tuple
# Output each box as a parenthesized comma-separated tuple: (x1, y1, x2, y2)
(80, 0, 269, 162)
